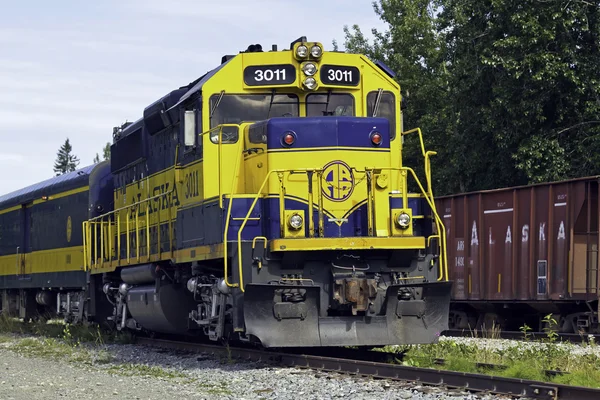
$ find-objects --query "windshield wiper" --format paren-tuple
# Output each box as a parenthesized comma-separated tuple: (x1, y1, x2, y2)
(267, 89, 276, 119)
(372, 88, 383, 117)
(209, 90, 225, 120)
(322, 90, 333, 116)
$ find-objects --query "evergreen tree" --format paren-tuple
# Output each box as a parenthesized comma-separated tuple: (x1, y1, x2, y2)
(93, 142, 111, 164)
(53, 138, 80, 176)
(102, 142, 111, 160)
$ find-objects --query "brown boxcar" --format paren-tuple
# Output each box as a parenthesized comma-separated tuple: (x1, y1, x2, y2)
(436, 176, 599, 332)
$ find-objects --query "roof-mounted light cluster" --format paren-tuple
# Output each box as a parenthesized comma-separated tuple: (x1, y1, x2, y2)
(292, 39, 323, 91)
(295, 44, 322, 60)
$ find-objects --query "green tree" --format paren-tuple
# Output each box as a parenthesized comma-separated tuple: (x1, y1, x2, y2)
(339, 0, 456, 193)
(93, 142, 111, 164)
(102, 142, 111, 160)
(53, 138, 80, 176)
(340, 0, 600, 194)
(438, 0, 600, 188)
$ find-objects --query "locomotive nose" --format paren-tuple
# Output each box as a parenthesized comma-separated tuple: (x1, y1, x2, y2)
(254, 116, 391, 151)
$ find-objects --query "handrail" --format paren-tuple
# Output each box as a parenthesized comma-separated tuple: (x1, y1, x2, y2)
(400, 127, 447, 280)
(82, 222, 87, 271)
(222, 193, 239, 288)
(401, 167, 448, 281)
(232, 169, 277, 291)
(85, 124, 237, 271)
(84, 187, 175, 270)
(227, 164, 448, 292)
(357, 165, 448, 281)
(227, 168, 324, 292)
(221, 124, 245, 288)
(401, 127, 436, 197)
(196, 124, 240, 209)
(83, 126, 447, 284)
(84, 145, 181, 270)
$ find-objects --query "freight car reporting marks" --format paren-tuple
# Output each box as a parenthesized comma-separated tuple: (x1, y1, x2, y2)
(467, 220, 566, 246)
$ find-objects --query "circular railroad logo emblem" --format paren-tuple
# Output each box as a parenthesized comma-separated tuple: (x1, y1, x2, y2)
(322, 160, 355, 202)
(66, 216, 72, 243)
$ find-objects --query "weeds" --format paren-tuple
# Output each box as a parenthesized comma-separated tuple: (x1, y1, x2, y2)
(201, 381, 232, 395)
(0, 316, 132, 370)
(0, 315, 196, 385)
(0, 314, 135, 345)
(10, 336, 112, 364)
(519, 323, 532, 341)
(380, 331, 600, 389)
(222, 342, 234, 364)
(0, 313, 21, 333)
(482, 321, 502, 340)
(542, 314, 559, 343)
(107, 363, 187, 379)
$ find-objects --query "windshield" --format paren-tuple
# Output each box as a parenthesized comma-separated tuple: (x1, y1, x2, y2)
(209, 94, 299, 128)
(306, 93, 354, 117)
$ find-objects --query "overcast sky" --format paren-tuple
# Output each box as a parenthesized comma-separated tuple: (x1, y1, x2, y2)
(0, 0, 384, 195)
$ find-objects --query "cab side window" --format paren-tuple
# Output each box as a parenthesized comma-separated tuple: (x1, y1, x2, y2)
(367, 91, 396, 139)
(182, 104, 202, 162)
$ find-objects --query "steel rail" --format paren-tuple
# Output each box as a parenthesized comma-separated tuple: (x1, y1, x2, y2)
(135, 337, 600, 400)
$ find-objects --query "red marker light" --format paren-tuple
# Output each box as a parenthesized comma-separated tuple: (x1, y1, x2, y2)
(283, 133, 295, 146)
(370, 132, 382, 146)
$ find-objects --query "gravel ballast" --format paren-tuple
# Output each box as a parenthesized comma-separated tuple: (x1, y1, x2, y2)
(439, 335, 600, 357)
(0, 334, 520, 400)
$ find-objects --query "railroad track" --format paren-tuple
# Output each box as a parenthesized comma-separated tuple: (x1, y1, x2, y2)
(442, 329, 600, 343)
(136, 337, 600, 399)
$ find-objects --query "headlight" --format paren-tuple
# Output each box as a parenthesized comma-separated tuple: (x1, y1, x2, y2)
(303, 77, 317, 90)
(102, 283, 111, 294)
(396, 212, 411, 229)
(187, 277, 198, 293)
(288, 213, 303, 230)
(310, 45, 322, 58)
(296, 45, 308, 58)
(119, 283, 129, 296)
(302, 62, 317, 76)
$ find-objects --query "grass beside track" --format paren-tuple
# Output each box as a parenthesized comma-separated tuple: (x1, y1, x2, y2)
(0, 313, 229, 390)
(3, 312, 600, 390)
(380, 335, 600, 388)
(0, 312, 135, 345)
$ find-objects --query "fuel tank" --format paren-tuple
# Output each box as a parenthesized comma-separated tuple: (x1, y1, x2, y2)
(126, 284, 196, 334)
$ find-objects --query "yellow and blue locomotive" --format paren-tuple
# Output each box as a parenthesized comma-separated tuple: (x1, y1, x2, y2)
(1, 37, 451, 347)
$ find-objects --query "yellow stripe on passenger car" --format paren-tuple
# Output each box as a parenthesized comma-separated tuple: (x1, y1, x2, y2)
(32, 186, 89, 205)
(0, 246, 84, 277)
(0, 204, 22, 216)
(0, 186, 90, 216)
